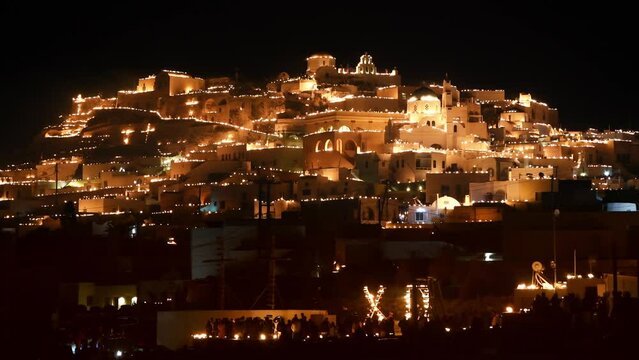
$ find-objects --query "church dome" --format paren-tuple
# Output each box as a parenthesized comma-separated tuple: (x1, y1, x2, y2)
(411, 86, 438, 99)
(307, 52, 335, 59)
(430, 196, 461, 210)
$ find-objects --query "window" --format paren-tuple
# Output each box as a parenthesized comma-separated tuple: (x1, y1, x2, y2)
(401, 159, 405, 168)
(324, 139, 334, 151)
(365, 207, 375, 220)
(453, 125, 457, 133)
(396, 160, 399, 168)
(413, 105, 417, 112)
(433, 160, 437, 168)
(415, 212, 424, 221)
(365, 160, 369, 169)
(416, 159, 421, 168)
(441, 185, 450, 196)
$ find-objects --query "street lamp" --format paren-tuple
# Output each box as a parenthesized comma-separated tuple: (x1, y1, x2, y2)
(552, 209, 560, 286)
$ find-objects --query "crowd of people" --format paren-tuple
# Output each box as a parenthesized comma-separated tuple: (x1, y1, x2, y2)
(204, 313, 341, 340)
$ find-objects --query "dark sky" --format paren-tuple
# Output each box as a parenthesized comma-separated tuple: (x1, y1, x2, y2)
(1, 2, 634, 160)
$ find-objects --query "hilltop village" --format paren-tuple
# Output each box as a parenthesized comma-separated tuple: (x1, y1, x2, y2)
(2, 53, 638, 315)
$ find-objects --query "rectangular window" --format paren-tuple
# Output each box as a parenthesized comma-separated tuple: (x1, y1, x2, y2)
(415, 212, 424, 221)
(433, 160, 437, 168)
(441, 185, 450, 196)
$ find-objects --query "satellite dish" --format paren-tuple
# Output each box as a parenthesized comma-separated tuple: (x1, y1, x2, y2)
(532, 261, 544, 272)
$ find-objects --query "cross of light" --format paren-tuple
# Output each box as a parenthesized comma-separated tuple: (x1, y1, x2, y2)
(363, 285, 386, 321)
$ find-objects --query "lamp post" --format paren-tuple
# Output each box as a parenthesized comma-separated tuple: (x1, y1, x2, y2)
(552, 209, 560, 286)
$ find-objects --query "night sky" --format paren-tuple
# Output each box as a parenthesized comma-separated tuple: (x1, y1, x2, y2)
(1, 2, 634, 160)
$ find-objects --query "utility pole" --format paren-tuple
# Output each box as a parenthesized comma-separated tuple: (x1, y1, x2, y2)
(612, 232, 618, 308)
(217, 236, 225, 310)
(258, 180, 263, 220)
(552, 210, 558, 285)
(267, 235, 276, 310)
(54, 162, 59, 206)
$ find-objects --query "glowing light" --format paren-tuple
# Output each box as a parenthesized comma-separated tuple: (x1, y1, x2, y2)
(115, 350, 123, 358)
(117, 297, 125, 309)
(363, 285, 386, 321)
(234, 334, 240, 340)
(445, 327, 451, 332)
(259, 334, 266, 341)
(505, 306, 514, 313)
(587, 273, 594, 279)
(404, 284, 431, 320)
(192, 333, 207, 339)
(131, 296, 137, 305)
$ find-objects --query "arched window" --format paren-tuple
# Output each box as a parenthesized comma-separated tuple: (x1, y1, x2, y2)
(338, 125, 351, 132)
(336, 139, 343, 153)
(315, 140, 322, 152)
(344, 140, 357, 151)
(324, 139, 334, 151)
(413, 105, 417, 112)
(427, 121, 431, 126)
